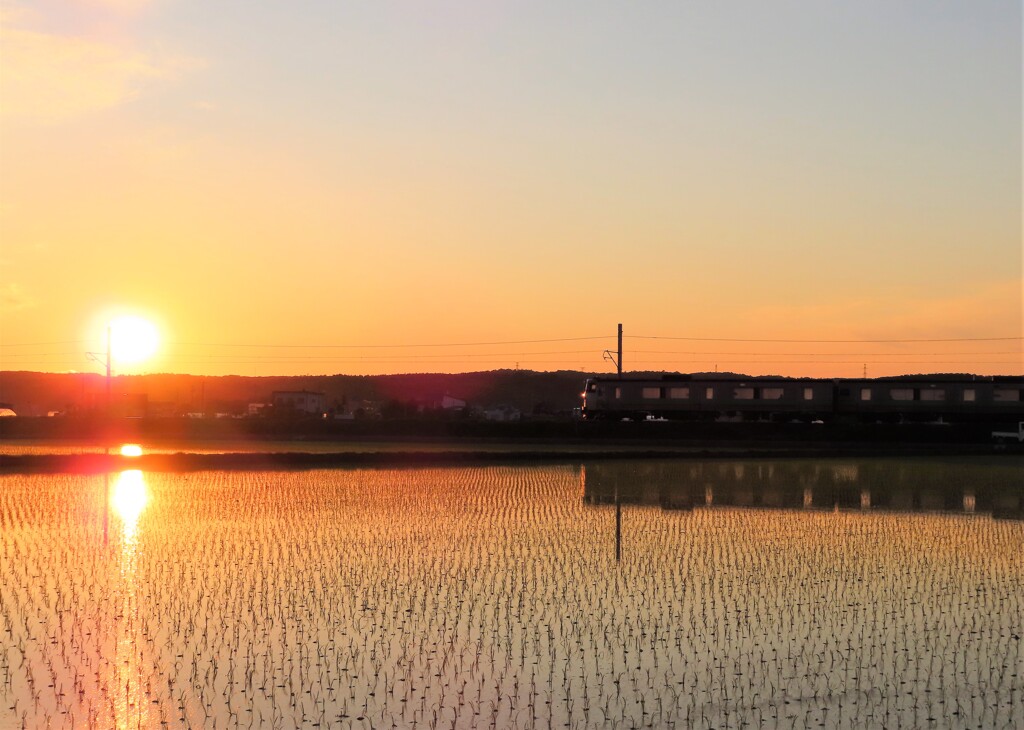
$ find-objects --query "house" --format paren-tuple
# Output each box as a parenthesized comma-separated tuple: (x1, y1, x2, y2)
(483, 405, 521, 422)
(272, 390, 327, 415)
(441, 395, 467, 410)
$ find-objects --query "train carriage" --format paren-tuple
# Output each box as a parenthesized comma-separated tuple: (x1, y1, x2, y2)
(583, 375, 1024, 423)
(583, 375, 834, 422)
(834, 378, 1024, 423)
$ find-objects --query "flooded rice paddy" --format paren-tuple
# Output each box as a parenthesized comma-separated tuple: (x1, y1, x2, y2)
(1, 459, 1022, 729)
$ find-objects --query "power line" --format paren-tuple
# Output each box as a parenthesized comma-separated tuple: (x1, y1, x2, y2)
(170, 336, 612, 349)
(629, 335, 1023, 343)
(632, 350, 1023, 357)
(0, 358, 605, 366)
(166, 349, 603, 359)
(0, 348, 604, 360)
(0, 340, 87, 348)
(9, 348, 1019, 359)
(8, 349, 1019, 362)
(630, 359, 1023, 365)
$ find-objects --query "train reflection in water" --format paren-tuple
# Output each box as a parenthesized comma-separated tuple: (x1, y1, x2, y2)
(581, 459, 1024, 520)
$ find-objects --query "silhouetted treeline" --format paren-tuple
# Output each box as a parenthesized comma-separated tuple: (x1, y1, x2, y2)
(0, 369, 595, 417)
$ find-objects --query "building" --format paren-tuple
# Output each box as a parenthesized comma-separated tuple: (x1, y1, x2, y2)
(441, 395, 467, 410)
(271, 390, 327, 415)
(482, 405, 521, 422)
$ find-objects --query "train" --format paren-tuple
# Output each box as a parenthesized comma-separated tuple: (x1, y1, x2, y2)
(581, 374, 1024, 423)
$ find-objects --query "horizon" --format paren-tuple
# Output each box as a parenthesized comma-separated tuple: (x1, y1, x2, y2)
(2, 359, 1023, 380)
(4, 366, 1023, 385)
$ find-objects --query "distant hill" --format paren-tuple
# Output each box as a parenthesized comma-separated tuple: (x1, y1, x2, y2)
(0, 370, 600, 417)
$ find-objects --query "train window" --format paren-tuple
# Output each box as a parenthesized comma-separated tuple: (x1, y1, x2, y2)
(614, 387, 622, 399)
(994, 388, 1020, 402)
(963, 389, 976, 402)
(669, 387, 690, 399)
(860, 388, 872, 401)
(890, 388, 914, 401)
(733, 387, 755, 400)
(762, 388, 784, 400)
(642, 387, 661, 399)
(705, 387, 715, 400)
(920, 389, 945, 401)
(803, 388, 814, 400)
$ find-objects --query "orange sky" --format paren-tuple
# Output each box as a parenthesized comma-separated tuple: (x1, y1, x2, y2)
(1, 1, 1021, 378)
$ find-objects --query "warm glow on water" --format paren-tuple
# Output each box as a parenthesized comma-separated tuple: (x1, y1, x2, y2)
(109, 469, 149, 730)
(0, 460, 1021, 728)
(111, 469, 148, 535)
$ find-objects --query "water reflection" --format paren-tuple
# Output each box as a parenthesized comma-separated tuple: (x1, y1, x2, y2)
(112, 469, 148, 539)
(2, 466, 1021, 729)
(582, 459, 1024, 519)
(106, 469, 150, 729)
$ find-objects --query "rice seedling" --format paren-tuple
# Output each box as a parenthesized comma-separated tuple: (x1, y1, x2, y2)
(0, 458, 1020, 728)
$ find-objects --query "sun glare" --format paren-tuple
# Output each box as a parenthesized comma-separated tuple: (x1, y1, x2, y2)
(110, 316, 159, 364)
(112, 469, 148, 525)
(120, 444, 143, 457)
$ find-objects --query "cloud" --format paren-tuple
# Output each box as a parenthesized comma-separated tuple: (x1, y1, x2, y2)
(73, 0, 155, 14)
(0, 6, 200, 122)
(0, 283, 36, 312)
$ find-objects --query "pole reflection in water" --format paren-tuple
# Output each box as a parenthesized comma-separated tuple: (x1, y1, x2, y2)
(106, 469, 150, 730)
(615, 487, 621, 562)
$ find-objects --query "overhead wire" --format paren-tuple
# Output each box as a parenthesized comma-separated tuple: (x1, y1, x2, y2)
(629, 335, 1023, 343)
(2, 330, 1020, 373)
(628, 359, 1022, 365)
(168, 335, 613, 348)
(0, 340, 87, 347)
(630, 350, 1022, 357)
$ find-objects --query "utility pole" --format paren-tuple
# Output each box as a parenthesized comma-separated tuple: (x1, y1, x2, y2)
(603, 323, 624, 377)
(86, 325, 114, 435)
(617, 323, 623, 377)
(105, 325, 112, 418)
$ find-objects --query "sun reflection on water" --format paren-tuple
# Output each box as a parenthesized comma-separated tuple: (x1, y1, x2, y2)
(112, 469, 148, 536)
(107, 469, 151, 729)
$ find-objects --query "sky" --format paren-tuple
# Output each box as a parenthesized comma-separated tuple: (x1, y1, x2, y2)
(1, 0, 1021, 378)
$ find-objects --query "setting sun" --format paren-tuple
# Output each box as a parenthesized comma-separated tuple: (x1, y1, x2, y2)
(110, 316, 160, 364)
